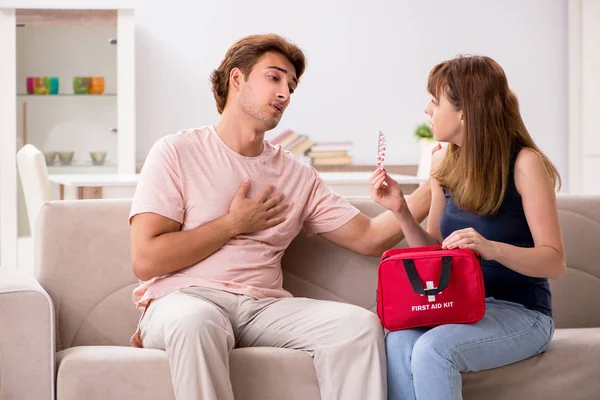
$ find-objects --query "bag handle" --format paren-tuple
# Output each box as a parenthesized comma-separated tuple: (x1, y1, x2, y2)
(381, 245, 443, 261)
(402, 256, 452, 296)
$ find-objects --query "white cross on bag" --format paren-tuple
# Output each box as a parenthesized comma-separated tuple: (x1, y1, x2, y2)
(425, 281, 437, 302)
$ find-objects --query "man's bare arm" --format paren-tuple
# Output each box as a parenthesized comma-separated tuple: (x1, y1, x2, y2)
(131, 213, 239, 281)
(131, 182, 288, 281)
(319, 180, 432, 257)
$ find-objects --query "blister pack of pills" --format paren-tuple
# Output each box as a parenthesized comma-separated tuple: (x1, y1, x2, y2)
(377, 131, 387, 170)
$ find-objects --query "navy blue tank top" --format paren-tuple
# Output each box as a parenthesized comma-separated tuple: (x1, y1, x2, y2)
(439, 153, 552, 317)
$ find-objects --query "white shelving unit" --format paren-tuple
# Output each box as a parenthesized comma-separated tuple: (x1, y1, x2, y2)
(0, 8, 136, 268)
(569, 0, 600, 194)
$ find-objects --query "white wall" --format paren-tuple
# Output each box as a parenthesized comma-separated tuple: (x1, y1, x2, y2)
(580, 0, 600, 193)
(3, 0, 569, 187)
(16, 26, 118, 164)
(138, 0, 569, 187)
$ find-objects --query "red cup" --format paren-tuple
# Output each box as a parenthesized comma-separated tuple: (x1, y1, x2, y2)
(26, 77, 34, 94)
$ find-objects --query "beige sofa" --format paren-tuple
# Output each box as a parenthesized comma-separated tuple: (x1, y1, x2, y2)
(1, 195, 600, 400)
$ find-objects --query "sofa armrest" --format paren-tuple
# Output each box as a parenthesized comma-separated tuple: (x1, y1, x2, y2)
(0, 267, 54, 400)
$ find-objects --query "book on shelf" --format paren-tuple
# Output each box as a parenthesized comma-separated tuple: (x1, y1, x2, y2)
(269, 130, 315, 155)
(307, 141, 353, 166)
(311, 155, 353, 166)
(270, 132, 354, 166)
(306, 150, 348, 158)
(277, 132, 301, 149)
(309, 141, 353, 152)
(270, 129, 295, 145)
(281, 134, 305, 151)
(288, 136, 315, 155)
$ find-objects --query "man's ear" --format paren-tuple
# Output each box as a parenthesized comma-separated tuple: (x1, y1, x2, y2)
(229, 68, 243, 92)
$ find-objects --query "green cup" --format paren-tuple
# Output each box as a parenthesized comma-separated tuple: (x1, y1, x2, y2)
(73, 77, 89, 94)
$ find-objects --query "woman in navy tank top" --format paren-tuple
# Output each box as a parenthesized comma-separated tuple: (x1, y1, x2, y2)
(371, 55, 565, 400)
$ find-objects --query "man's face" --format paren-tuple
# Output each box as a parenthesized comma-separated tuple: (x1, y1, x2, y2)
(236, 52, 298, 131)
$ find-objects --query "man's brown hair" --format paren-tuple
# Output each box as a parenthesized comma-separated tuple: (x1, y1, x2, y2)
(210, 34, 306, 114)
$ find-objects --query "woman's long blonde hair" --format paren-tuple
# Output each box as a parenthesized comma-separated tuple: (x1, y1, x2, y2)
(429, 55, 561, 216)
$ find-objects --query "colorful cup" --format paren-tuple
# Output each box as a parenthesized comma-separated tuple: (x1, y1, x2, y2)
(26, 77, 34, 94)
(49, 77, 59, 94)
(34, 77, 50, 95)
(73, 77, 89, 94)
(89, 77, 104, 94)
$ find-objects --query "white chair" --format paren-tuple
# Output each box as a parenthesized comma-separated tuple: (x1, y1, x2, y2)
(16, 144, 53, 272)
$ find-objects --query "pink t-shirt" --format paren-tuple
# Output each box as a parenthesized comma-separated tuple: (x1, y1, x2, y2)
(129, 126, 359, 346)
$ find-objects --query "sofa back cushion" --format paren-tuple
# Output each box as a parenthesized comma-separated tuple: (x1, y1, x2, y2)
(36, 195, 600, 350)
(548, 195, 600, 328)
(36, 200, 138, 350)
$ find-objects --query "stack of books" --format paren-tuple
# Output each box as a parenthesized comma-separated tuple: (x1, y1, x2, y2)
(270, 130, 315, 156)
(306, 142, 353, 166)
(270, 130, 353, 166)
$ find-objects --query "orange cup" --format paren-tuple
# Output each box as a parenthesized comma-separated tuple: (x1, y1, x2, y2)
(89, 77, 105, 94)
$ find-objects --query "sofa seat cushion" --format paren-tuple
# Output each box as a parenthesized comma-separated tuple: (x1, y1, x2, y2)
(463, 328, 600, 400)
(56, 345, 320, 400)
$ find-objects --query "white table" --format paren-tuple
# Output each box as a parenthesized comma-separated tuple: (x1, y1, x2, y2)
(48, 172, 426, 200)
(319, 172, 425, 196)
(49, 174, 140, 200)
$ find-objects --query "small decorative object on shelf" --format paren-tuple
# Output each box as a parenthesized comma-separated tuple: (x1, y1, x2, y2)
(57, 151, 75, 165)
(49, 77, 59, 94)
(89, 77, 105, 94)
(414, 122, 433, 140)
(33, 77, 48, 94)
(89, 151, 107, 165)
(73, 76, 105, 94)
(28, 76, 59, 95)
(26, 77, 34, 94)
(73, 77, 90, 94)
(44, 151, 57, 165)
(414, 122, 438, 178)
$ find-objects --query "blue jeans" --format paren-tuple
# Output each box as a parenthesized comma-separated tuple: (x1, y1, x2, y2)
(386, 298, 554, 400)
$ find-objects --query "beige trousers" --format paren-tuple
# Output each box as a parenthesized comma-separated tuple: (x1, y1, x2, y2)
(140, 286, 386, 400)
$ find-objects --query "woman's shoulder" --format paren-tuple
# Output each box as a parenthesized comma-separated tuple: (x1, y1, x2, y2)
(514, 148, 545, 174)
(513, 148, 553, 192)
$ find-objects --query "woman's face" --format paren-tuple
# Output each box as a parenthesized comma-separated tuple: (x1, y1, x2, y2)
(424, 92, 463, 146)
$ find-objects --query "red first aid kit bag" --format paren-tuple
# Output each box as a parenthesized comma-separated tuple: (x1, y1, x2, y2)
(377, 245, 485, 331)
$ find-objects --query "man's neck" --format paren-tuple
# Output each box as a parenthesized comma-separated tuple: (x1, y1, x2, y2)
(215, 110, 265, 157)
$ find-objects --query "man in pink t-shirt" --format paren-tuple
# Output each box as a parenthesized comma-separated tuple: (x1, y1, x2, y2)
(130, 34, 431, 400)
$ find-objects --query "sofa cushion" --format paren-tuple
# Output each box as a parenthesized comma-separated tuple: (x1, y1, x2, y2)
(56, 346, 173, 400)
(56, 346, 320, 400)
(56, 328, 600, 400)
(462, 328, 600, 400)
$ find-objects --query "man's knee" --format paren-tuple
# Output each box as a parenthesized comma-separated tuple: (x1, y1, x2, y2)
(165, 302, 230, 340)
(339, 306, 383, 341)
